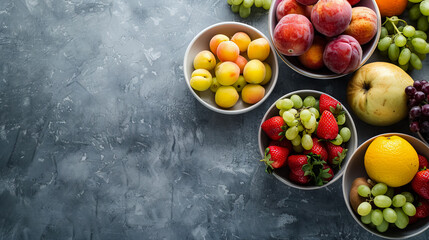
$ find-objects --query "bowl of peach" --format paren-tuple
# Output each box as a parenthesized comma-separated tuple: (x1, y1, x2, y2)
(184, 22, 279, 114)
(268, 0, 381, 79)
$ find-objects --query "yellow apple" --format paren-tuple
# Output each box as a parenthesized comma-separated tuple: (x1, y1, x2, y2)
(347, 62, 414, 126)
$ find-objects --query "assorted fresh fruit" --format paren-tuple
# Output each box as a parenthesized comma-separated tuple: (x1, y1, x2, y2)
(350, 175, 429, 232)
(227, 0, 272, 18)
(190, 31, 273, 108)
(349, 135, 429, 233)
(273, 0, 377, 74)
(376, 15, 429, 71)
(352, 180, 418, 232)
(187, 0, 429, 236)
(405, 79, 429, 142)
(260, 93, 352, 186)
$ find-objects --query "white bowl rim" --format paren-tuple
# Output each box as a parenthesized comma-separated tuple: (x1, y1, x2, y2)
(341, 132, 429, 239)
(183, 21, 279, 115)
(267, 0, 382, 79)
(417, 131, 428, 146)
(258, 89, 358, 190)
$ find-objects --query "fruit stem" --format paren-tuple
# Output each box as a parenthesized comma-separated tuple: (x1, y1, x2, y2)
(383, 16, 408, 28)
(382, 17, 408, 38)
(390, 19, 403, 36)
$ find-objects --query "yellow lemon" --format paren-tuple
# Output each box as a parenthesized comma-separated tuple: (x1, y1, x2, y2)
(364, 135, 419, 187)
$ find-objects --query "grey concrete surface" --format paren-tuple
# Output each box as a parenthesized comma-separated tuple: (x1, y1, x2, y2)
(0, 0, 427, 239)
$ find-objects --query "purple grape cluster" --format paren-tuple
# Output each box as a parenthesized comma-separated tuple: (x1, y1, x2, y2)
(406, 80, 429, 140)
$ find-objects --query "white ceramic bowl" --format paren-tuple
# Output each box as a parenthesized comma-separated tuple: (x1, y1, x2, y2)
(342, 133, 429, 239)
(184, 22, 279, 114)
(258, 89, 358, 190)
(268, 0, 381, 79)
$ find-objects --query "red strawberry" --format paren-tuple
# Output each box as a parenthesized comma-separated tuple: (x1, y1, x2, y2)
(411, 169, 429, 200)
(288, 154, 328, 186)
(317, 164, 334, 184)
(325, 142, 348, 166)
(269, 139, 293, 151)
(415, 199, 429, 218)
(408, 215, 418, 224)
(418, 154, 429, 170)
(261, 116, 286, 141)
(316, 111, 339, 140)
(289, 171, 310, 185)
(303, 138, 328, 161)
(260, 146, 290, 174)
(287, 155, 308, 176)
(319, 94, 342, 115)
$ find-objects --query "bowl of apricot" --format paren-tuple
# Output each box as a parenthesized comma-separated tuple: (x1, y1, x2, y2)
(268, 0, 381, 79)
(184, 21, 279, 114)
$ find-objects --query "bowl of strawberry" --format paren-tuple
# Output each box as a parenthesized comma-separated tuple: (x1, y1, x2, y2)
(342, 133, 429, 239)
(258, 90, 357, 190)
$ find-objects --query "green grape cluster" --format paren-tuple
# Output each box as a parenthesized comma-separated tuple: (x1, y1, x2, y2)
(377, 16, 429, 71)
(275, 95, 350, 152)
(357, 182, 417, 232)
(227, 0, 271, 18)
(409, 0, 429, 31)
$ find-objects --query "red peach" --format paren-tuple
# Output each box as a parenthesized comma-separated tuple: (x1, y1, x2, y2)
(304, 5, 313, 19)
(344, 7, 378, 45)
(311, 0, 352, 37)
(347, 0, 361, 5)
(276, 0, 306, 21)
(323, 35, 362, 74)
(296, 0, 319, 5)
(273, 14, 314, 56)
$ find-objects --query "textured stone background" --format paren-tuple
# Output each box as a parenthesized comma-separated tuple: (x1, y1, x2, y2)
(0, 0, 427, 239)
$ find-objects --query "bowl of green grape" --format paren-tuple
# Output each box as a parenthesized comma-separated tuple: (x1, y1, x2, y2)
(342, 133, 429, 239)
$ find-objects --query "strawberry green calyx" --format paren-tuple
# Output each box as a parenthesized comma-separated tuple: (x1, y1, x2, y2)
(302, 153, 330, 186)
(316, 167, 332, 186)
(279, 125, 287, 139)
(261, 147, 275, 174)
(332, 148, 348, 167)
(329, 103, 344, 116)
